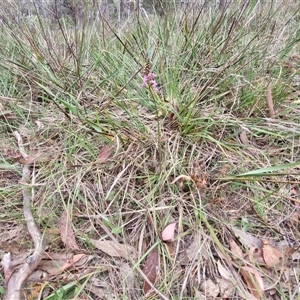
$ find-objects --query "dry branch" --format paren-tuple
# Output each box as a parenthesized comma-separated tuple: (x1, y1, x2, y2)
(4, 132, 46, 300)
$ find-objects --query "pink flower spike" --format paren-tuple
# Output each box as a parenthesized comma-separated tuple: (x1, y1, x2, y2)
(141, 72, 159, 92)
(141, 76, 148, 87)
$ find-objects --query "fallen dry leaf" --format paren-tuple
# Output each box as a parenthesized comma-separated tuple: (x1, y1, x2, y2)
(96, 145, 112, 164)
(143, 247, 160, 295)
(238, 289, 259, 300)
(217, 260, 232, 281)
(90, 239, 136, 259)
(164, 242, 175, 260)
(229, 238, 244, 259)
(46, 253, 86, 278)
(186, 234, 209, 261)
(241, 266, 264, 290)
(2, 147, 21, 159)
(19, 155, 38, 165)
(161, 222, 176, 243)
(1, 253, 14, 284)
(262, 240, 283, 268)
(240, 266, 264, 300)
(19, 147, 60, 165)
(119, 262, 135, 297)
(217, 278, 235, 298)
(86, 276, 115, 299)
(240, 130, 250, 145)
(27, 270, 45, 282)
(200, 278, 219, 298)
(231, 227, 262, 249)
(248, 247, 265, 265)
(59, 211, 80, 251)
(287, 210, 300, 227)
(26, 283, 44, 300)
(190, 172, 209, 189)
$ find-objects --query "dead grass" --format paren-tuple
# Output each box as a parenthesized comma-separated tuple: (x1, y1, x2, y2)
(1, 1, 300, 299)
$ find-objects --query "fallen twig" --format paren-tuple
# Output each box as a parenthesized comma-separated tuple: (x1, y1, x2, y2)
(266, 83, 275, 117)
(3, 131, 46, 300)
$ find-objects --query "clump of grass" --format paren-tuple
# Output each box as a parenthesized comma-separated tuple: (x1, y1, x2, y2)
(1, 1, 300, 299)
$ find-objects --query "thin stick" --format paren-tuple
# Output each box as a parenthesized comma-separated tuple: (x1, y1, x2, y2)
(4, 132, 46, 300)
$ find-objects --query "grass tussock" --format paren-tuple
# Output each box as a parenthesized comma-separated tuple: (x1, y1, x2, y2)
(1, 1, 300, 299)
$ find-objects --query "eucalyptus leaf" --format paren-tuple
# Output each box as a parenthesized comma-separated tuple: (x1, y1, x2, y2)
(237, 161, 300, 177)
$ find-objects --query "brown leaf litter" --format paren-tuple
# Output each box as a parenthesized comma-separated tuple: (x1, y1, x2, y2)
(59, 210, 80, 251)
(142, 247, 160, 295)
(90, 239, 136, 259)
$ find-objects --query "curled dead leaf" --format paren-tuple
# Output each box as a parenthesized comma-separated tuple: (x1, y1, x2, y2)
(161, 223, 176, 243)
(171, 175, 193, 191)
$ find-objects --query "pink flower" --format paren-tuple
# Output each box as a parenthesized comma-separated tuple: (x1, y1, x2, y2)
(141, 73, 159, 93)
